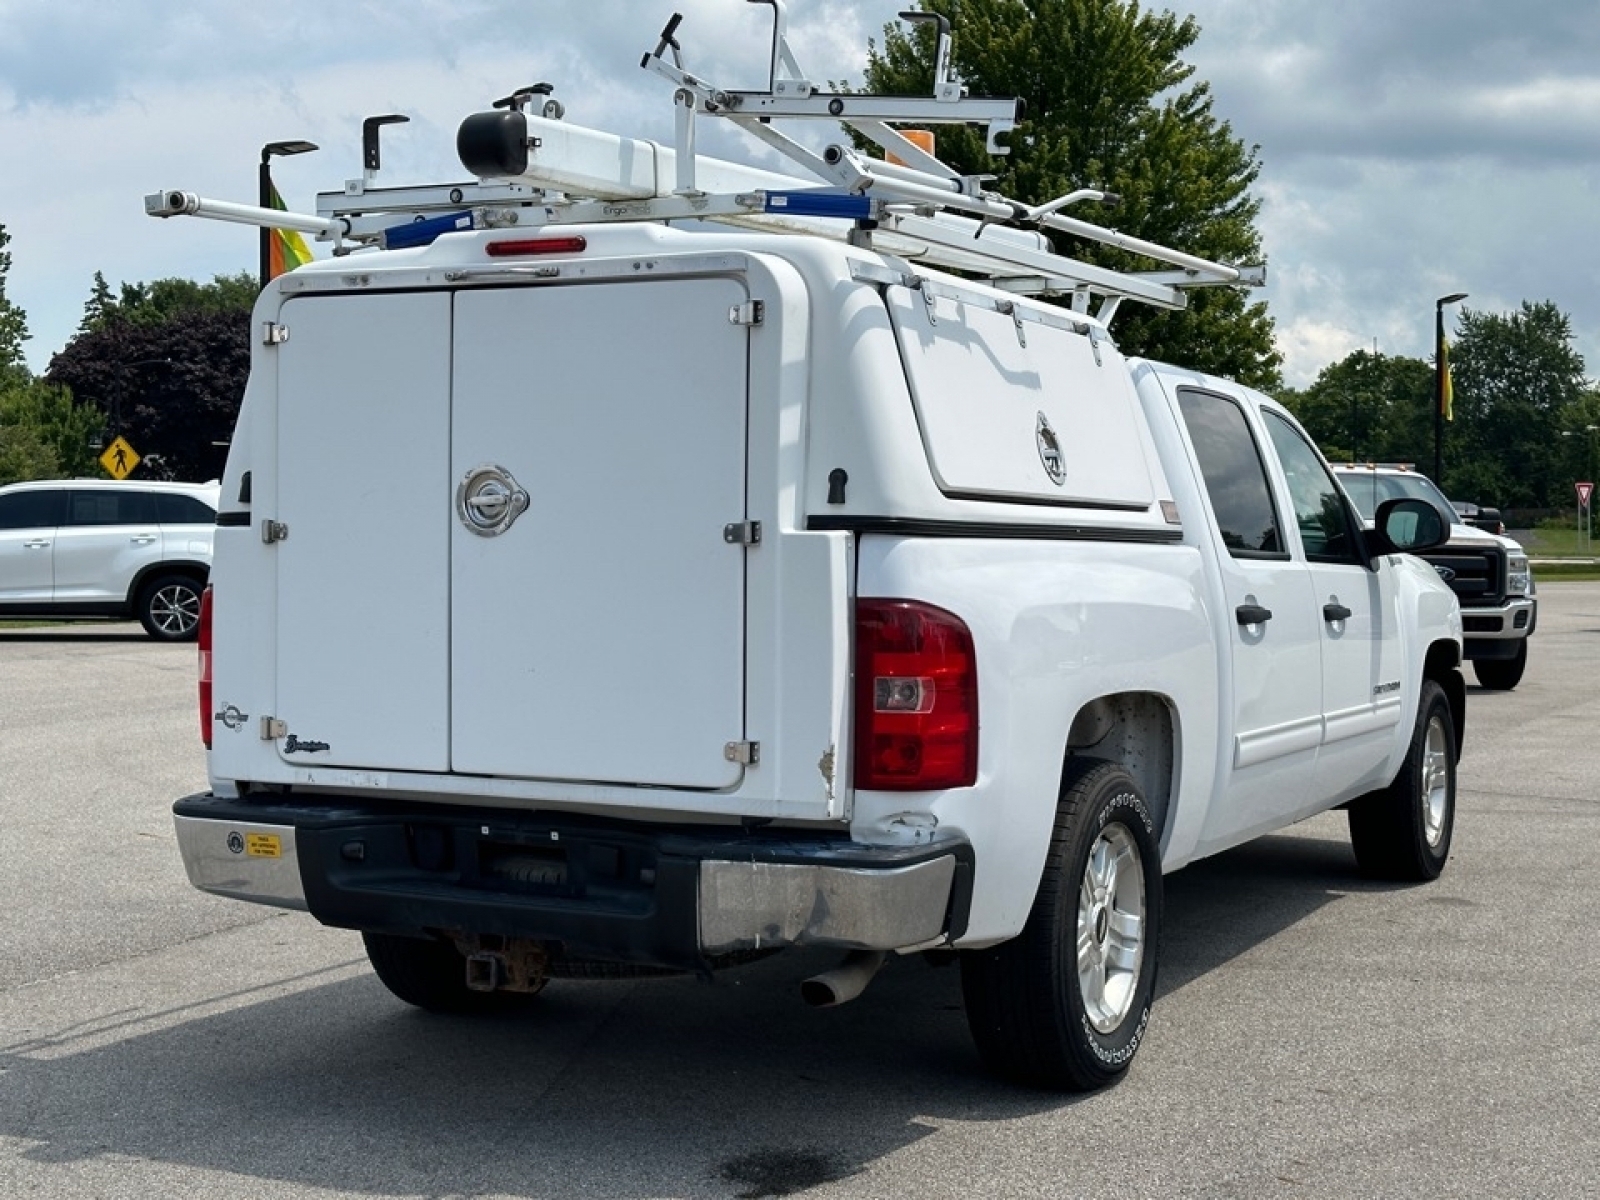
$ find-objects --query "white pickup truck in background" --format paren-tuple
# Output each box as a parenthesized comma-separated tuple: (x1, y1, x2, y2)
(1336, 463, 1535, 690)
(156, 5, 1466, 1091)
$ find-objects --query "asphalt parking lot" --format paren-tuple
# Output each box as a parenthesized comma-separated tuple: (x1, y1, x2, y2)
(2, 591, 1599, 1199)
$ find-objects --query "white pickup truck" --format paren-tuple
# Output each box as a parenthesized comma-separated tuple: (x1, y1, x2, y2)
(1335, 464, 1535, 690)
(160, 7, 1464, 1091)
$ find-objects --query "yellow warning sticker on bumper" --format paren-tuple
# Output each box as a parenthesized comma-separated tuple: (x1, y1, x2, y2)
(246, 833, 283, 859)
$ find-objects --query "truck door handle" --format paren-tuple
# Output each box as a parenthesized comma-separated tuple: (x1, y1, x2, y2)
(1323, 603, 1352, 622)
(1235, 603, 1273, 626)
(129, 534, 158, 545)
(22, 539, 51, 549)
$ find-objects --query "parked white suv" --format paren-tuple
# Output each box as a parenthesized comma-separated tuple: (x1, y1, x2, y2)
(0, 478, 220, 640)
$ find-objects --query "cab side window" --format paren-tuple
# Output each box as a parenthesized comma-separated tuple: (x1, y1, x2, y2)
(1177, 389, 1285, 558)
(1263, 412, 1362, 565)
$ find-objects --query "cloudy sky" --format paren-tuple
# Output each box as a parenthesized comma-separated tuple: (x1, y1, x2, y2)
(2, 0, 1597, 386)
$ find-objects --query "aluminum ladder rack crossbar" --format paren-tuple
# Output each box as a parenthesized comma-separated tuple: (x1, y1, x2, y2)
(633, 3, 1258, 312)
(144, 191, 345, 239)
(140, 2, 1263, 320)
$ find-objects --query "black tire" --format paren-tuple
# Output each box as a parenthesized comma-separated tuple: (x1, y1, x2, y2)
(136, 573, 204, 641)
(960, 759, 1163, 1091)
(1473, 641, 1527, 690)
(1347, 679, 1456, 881)
(362, 932, 537, 1014)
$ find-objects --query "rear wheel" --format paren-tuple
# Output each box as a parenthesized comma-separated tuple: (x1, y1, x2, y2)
(362, 932, 539, 1014)
(960, 759, 1162, 1090)
(1347, 679, 1456, 881)
(136, 573, 203, 641)
(1472, 641, 1527, 690)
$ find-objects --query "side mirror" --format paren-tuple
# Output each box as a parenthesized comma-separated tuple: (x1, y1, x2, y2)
(1472, 506, 1505, 536)
(1370, 497, 1449, 554)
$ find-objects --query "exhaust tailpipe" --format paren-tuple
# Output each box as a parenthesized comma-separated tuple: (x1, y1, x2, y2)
(800, 950, 887, 1008)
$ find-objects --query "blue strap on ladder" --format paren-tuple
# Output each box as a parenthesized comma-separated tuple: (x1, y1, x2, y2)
(762, 191, 874, 220)
(381, 210, 475, 250)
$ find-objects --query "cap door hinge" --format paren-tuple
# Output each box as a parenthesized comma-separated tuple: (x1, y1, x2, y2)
(728, 299, 765, 326)
(261, 519, 289, 544)
(724, 741, 760, 765)
(723, 520, 761, 546)
(261, 717, 287, 740)
(262, 322, 290, 346)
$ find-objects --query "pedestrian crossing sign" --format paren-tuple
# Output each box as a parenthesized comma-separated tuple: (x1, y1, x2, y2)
(100, 436, 141, 480)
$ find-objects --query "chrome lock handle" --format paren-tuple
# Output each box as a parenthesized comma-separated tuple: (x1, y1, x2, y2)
(456, 464, 529, 537)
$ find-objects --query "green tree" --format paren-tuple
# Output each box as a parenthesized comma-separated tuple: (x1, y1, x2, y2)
(78, 270, 118, 333)
(1551, 384, 1600, 504)
(858, 0, 1280, 389)
(0, 424, 54, 484)
(1279, 351, 1435, 466)
(0, 378, 100, 484)
(0, 222, 31, 386)
(112, 271, 259, 326)
(45, 275, 254, 481)
(1447, 301, 1587, 508)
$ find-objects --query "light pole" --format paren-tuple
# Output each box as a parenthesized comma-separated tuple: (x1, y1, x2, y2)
(259, 140, 319, 288)
(1349, 390, 1358, 463)
(1434, 292, 1467, 483)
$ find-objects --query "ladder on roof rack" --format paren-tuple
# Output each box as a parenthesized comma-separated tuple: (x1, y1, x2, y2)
(143, 1, 1263, 323)
(632, 1, 1261, 319)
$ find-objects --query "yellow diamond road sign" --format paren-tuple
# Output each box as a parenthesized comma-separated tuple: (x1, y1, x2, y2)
(100, 436, 140, 480)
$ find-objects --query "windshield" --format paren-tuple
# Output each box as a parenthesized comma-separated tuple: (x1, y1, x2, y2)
(1334, 470, 1454, 522)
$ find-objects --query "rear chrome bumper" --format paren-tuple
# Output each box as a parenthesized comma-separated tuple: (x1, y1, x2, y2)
(698, 855, 959, 953)
(172, 793, 971, 969)
(174, 814, 308, 910)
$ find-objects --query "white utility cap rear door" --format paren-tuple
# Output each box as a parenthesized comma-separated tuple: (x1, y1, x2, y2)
(449, 279, 750, 789)
(274, 292, 453, 772)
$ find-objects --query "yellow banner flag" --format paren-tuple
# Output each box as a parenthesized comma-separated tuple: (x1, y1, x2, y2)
(1439, 333, 1455, 422)
(267, 180, 312, 280)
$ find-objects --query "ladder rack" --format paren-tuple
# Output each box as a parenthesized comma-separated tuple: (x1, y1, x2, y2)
(144, 1, 1264, 322)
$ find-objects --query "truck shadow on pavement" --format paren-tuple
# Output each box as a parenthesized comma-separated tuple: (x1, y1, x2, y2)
(1159, 824, 1369, 996)
(0, 827, 1382, 1199)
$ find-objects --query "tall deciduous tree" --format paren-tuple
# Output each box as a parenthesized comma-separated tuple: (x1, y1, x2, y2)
(0, 222, 31, 386)
(112, 272, 259, 325)
(0, 380, 100, 485)
(46, 274, 255, 482)
(1278, 351, 1435, 467)
(1447, 301, 1587, 509)
(859, 0, 1280, 389)
(0, 228, 104, 483)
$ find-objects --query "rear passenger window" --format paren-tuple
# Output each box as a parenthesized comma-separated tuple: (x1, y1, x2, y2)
(66, 490, 156, 526)
(1177, 389, 1284, 558)
(156, 493, 217, 524)
(0, 490, 65, 529)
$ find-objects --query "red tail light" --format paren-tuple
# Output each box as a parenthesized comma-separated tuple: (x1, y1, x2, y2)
(198, 585, 213, 749)
(854, 599, 978, 790)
